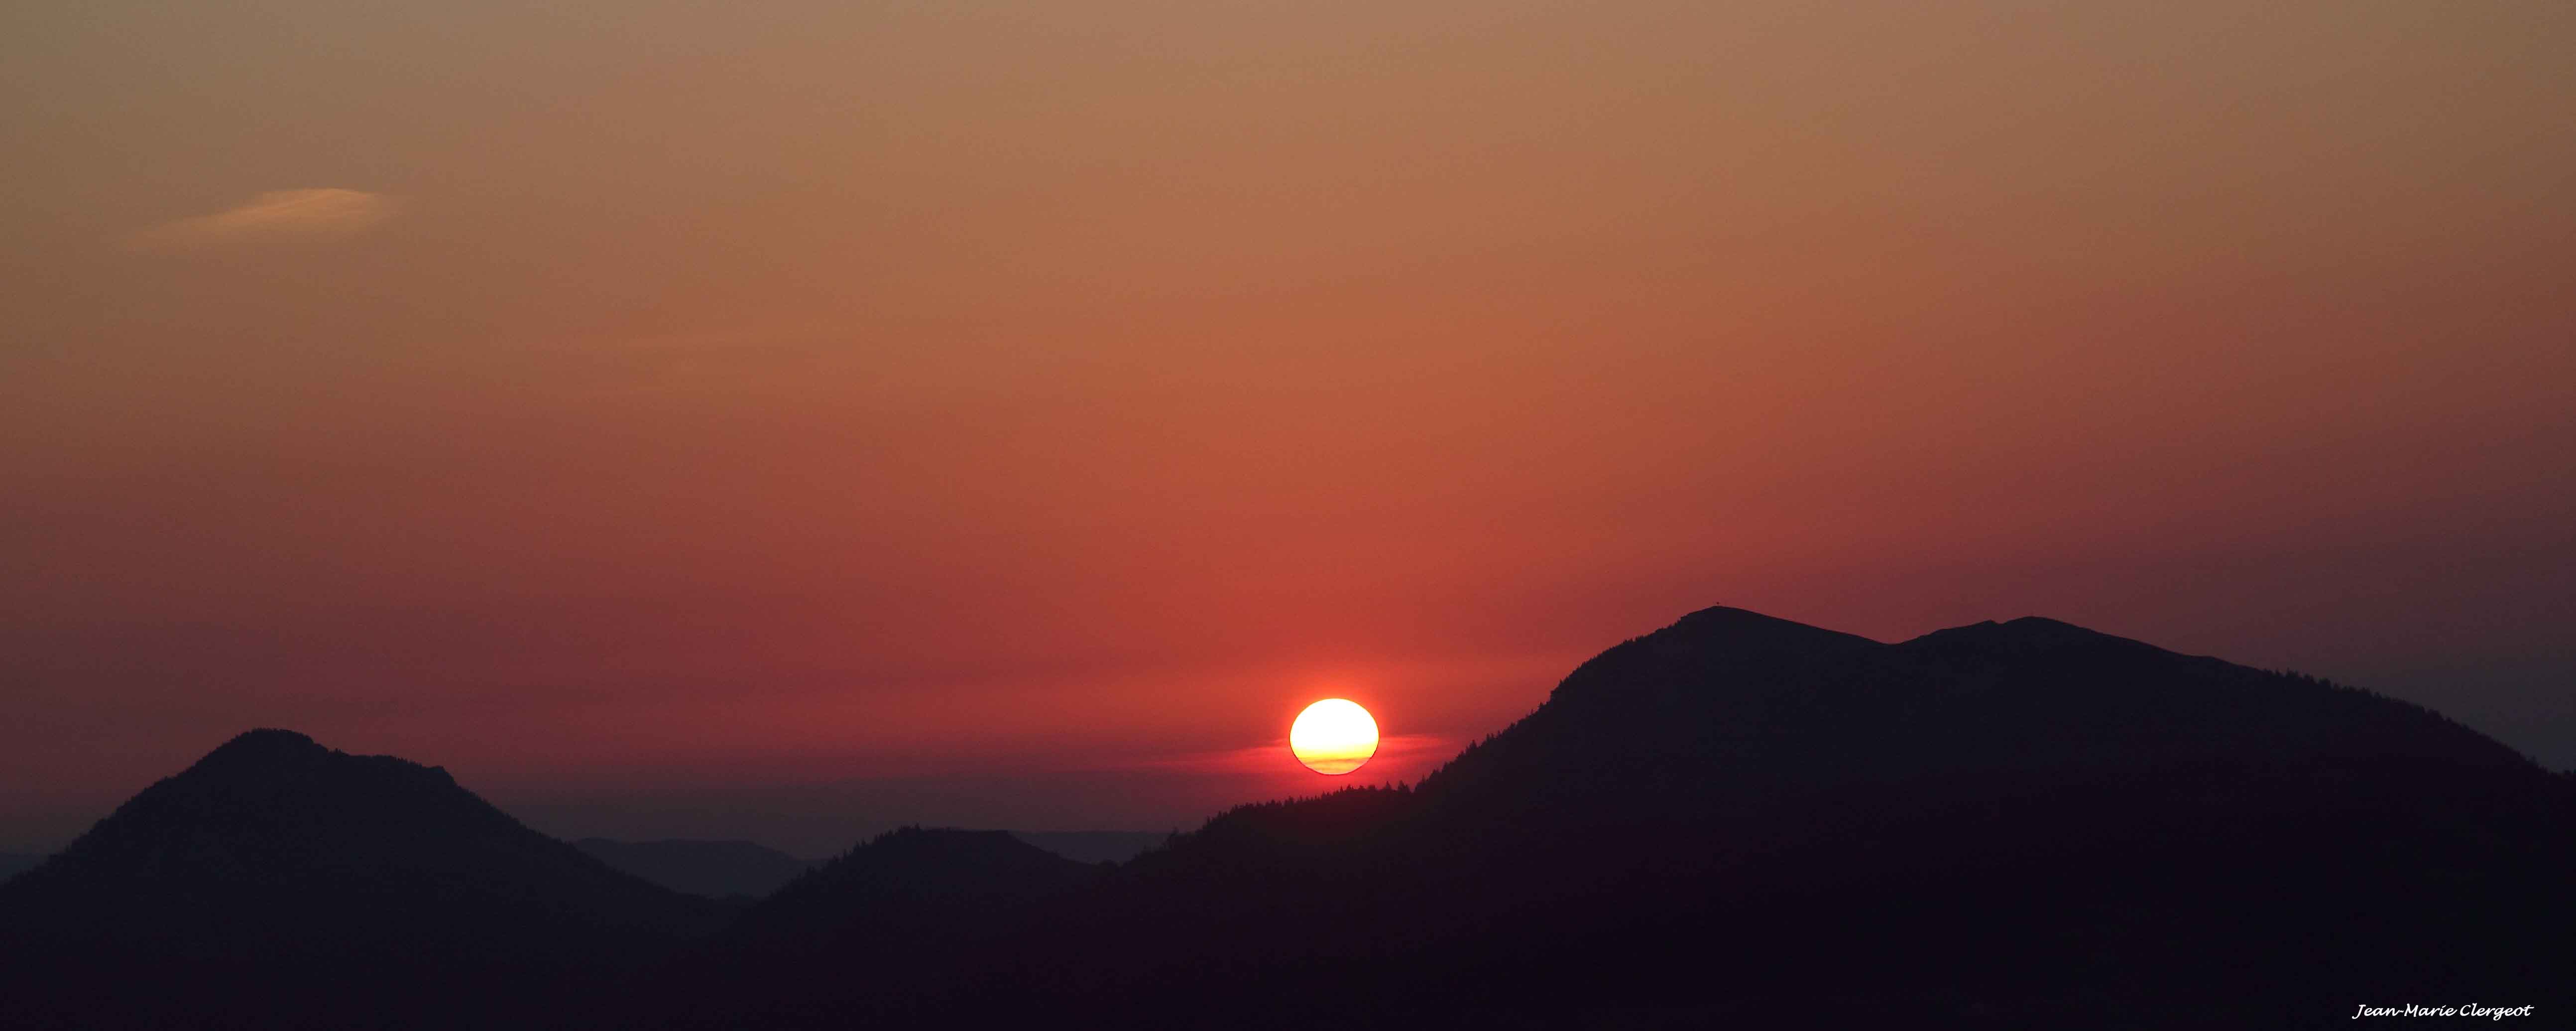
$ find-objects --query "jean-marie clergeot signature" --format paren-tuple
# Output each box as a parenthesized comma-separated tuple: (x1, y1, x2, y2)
(2353, 1004, 2535, 1020)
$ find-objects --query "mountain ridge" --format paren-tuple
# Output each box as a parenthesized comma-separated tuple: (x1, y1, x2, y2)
(574, 837, 814, 899)
(6, 608, 2567, 1029)
(722, 605, 2568, 1026)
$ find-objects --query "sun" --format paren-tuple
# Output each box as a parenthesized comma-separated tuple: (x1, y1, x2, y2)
(1289, 698, 1380, 775)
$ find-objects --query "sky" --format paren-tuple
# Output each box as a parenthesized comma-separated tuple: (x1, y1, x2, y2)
(4, 0, 2572, 856)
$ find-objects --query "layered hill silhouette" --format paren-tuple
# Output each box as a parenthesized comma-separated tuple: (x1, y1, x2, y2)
(739, 827, 1098, 944)
(647, 827, 1107, 1028)
(574, 837, 815, 899)
(646, 608, 2572, 1027)
(4, 608, 2568, 1029)
(1009, 829, 1169, 865)
(568, 833, 1163, 900)
(0, 730, 722, 1030)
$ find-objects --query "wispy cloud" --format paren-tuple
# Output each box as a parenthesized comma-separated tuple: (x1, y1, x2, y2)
(126, 188, 397, 252)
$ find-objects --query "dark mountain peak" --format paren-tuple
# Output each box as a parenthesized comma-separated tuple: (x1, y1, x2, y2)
(1008, 829, 1171, 865)
(867, 824, 1012, 849)
(169, 727, 460, 792)
(790, 826, 1095, 898)
(727, 826, 1097, 951)
(1422, 603, 2552, 824)
(185, 727, 361, 780)
(1418, 608, 1892, 810)
(1661, 604, 1886, 649)
(1628, 605, 1886, 665)
(1545, 606, 1881, 705)
(2, 731, 720, 1027)
(1897, 615, 2165, 658)
(201, 727, 326, 761)
(10, 728, 715, 944)
(788, 827, 1099, 899)
(83, 730, 479, 852)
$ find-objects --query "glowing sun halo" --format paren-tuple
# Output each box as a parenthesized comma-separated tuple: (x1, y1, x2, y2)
(1290, 698, 1379, 775)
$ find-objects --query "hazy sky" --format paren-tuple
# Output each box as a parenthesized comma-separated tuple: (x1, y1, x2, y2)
(5, 0, 2572, 854)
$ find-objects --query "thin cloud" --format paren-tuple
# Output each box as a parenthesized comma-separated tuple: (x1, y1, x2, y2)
(126, 188, 397, 252)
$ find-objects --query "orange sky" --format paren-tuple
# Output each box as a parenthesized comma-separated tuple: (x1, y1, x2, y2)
(4, 0, 2572, 853)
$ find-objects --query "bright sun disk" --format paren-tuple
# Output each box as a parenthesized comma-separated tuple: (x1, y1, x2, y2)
(1289, 698, 1379, 775)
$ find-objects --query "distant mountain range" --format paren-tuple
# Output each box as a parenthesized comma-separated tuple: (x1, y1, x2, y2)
(1008, 829, 1168, 865)
(573, 838, 814, 899)
(569, 831, 1167, 900)
(0, 853, 40, 884)
(3, 607, 2565, 1029)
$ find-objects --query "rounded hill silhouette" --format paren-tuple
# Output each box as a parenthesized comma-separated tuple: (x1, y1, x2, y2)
(0, 729, 719, 1030)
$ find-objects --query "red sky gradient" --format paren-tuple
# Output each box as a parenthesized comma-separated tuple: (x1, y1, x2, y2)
(4, 0, 2572, 854)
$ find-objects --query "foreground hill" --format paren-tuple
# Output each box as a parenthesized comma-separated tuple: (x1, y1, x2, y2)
(657, 608, 2571, 1027)
(0, 730, 723, 1030)
(575, 838, 815, 899)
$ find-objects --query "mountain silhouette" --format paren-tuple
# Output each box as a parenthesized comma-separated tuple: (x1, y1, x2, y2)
(1009, 829, 1170, 864)
(8, 610, 2569, 1029)
(575, 838, 816, 899)
(0, 852, 40, 884)
(649, 607, 2570, 1027)
(0, 729, 722, 1030)
(571, 832, 1163, 901)
(652, 827, 1101, 1026)
(734, 826, 1097, 946)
